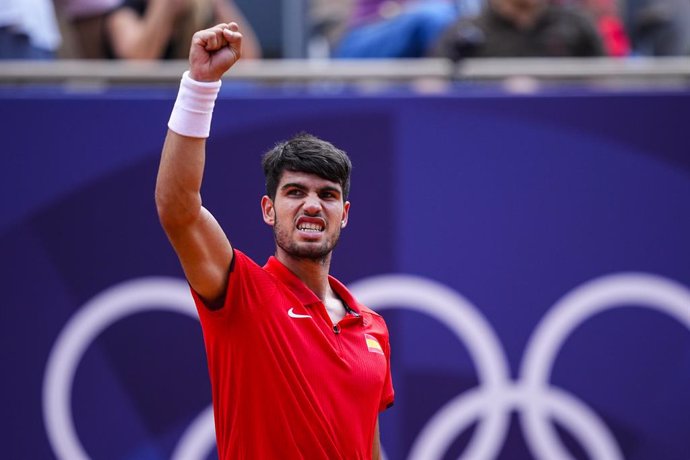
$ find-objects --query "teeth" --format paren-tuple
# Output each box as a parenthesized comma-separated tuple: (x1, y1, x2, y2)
(298, 223, 323, 232)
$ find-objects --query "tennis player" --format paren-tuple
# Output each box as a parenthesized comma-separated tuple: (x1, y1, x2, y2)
(155, 22, 394, 459)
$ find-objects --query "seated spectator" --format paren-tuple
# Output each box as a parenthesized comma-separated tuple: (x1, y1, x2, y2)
(624, 0, 690, 55)
(434, 0, 605, 58)
(0, 0, 61, 59)
(56, 0, 261, 59)
(556, 0, 630, 56)
(333, 0, 472, 58)
(309, 0, 354, 57)
(55, 0, 131, 58)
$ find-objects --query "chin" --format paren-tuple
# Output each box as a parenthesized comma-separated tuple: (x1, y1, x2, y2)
(292, 247, 331, 260)
(274, 226, 341, 261)
(281, 241, 337, 261)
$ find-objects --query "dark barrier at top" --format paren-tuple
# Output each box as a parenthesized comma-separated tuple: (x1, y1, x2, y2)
(2, 85, 690, 460)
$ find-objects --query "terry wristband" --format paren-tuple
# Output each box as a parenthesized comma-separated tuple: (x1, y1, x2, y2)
(168, 71, 222, 138)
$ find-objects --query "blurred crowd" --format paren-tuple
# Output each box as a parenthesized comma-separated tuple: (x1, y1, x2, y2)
(0, 0, 261, 59)
(1, 0, 689, 60)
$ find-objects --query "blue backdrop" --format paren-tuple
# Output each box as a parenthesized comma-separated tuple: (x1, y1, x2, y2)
(2, 84, 689, 460)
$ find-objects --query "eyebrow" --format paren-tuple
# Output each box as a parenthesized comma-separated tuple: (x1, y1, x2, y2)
(281, 182, 342, 195)
(281, 182, 307, 191)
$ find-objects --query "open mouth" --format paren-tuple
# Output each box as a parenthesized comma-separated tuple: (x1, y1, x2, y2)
(296, 217, 325, 234)
(297, 222, 324, 232)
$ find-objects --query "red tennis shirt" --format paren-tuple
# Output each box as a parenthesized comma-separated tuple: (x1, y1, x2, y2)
(191, 250, 394, 459)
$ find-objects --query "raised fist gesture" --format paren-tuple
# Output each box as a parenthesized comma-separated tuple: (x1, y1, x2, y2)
(189, 22, 243, 82)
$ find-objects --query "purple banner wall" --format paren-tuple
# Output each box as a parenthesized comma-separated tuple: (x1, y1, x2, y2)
(2, 86, 689, 460)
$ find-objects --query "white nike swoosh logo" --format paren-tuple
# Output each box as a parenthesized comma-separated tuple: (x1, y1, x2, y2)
(288, 307, 311, 319)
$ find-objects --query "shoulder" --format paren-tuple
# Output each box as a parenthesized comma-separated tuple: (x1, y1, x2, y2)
(359, 303, 383, 318)
(195, 249, 277, 313)
(230, 249, 278, 288)
(359, 304, 390, 333)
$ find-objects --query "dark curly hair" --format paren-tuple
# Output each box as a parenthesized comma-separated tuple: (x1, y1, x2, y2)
(261, 133, 352, 200)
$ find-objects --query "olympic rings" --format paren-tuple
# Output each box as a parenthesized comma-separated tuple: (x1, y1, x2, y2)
(351, 273, 690, 460)
(43, 272, 690, 460)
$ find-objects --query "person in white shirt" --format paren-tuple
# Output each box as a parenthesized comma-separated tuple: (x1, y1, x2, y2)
(0, 0, 61, 58)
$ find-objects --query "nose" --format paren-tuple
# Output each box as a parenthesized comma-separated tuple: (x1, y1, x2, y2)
(302, 194, 322, 215)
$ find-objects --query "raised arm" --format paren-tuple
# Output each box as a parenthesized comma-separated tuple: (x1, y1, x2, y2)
(155, 23, 242, 307)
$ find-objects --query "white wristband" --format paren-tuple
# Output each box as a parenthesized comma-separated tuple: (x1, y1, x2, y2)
(168, 71, 222, 138)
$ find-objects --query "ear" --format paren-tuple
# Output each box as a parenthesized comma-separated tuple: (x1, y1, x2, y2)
(340, 201, 351, 229)
(261, 196, 275, 226)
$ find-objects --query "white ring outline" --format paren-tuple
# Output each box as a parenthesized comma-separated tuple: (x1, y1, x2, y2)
(520, 272, 690, 460)
(42, 277, 206, 460)
(352, 273, 690, 460)
(171, 405, 216, 460)
(350, 275, 512, 460)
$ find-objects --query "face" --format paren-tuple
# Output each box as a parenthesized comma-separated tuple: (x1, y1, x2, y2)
(492, 0, 545, 29)
(261, 170, 350, 263)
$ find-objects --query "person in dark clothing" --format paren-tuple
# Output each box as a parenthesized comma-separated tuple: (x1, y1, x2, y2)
(434, 0, 604, 59)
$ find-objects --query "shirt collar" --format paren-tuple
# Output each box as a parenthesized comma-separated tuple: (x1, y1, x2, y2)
(263, 256, 362, 315)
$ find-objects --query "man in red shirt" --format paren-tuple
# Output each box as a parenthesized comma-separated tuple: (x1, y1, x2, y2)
(155, 22, 394, 459)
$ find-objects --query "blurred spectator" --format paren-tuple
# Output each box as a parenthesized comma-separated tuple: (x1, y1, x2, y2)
(591, 0, 630, 55)
(333, 0, 471, 58)
(434, 0, 605, 59)
(54, 0, 120, 58)
(624, 0, 690, 55)
(0, 0, 61, 58)
(55, 0, 261, 59)
(557, 0, 630, 56)
(309, 0, 353, 57)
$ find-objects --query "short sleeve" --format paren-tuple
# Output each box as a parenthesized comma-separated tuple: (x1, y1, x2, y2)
(190, 249, 270, 325)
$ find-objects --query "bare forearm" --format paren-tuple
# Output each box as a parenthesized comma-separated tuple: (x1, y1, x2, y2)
(108, 3, 178, 59)
(372, 418, 382, 460)
(155, 130, 206, 228)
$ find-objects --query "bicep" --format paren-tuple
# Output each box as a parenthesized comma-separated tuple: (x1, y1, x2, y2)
(164, 206, 234, 306)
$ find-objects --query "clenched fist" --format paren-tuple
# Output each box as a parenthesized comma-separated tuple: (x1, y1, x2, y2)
(189, 22, 243, 82)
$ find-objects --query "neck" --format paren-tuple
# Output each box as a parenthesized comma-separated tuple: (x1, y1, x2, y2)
(276, 250, 333, 300)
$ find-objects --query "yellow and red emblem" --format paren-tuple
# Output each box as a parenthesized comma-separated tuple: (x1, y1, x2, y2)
(365, 334, 384, 354)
